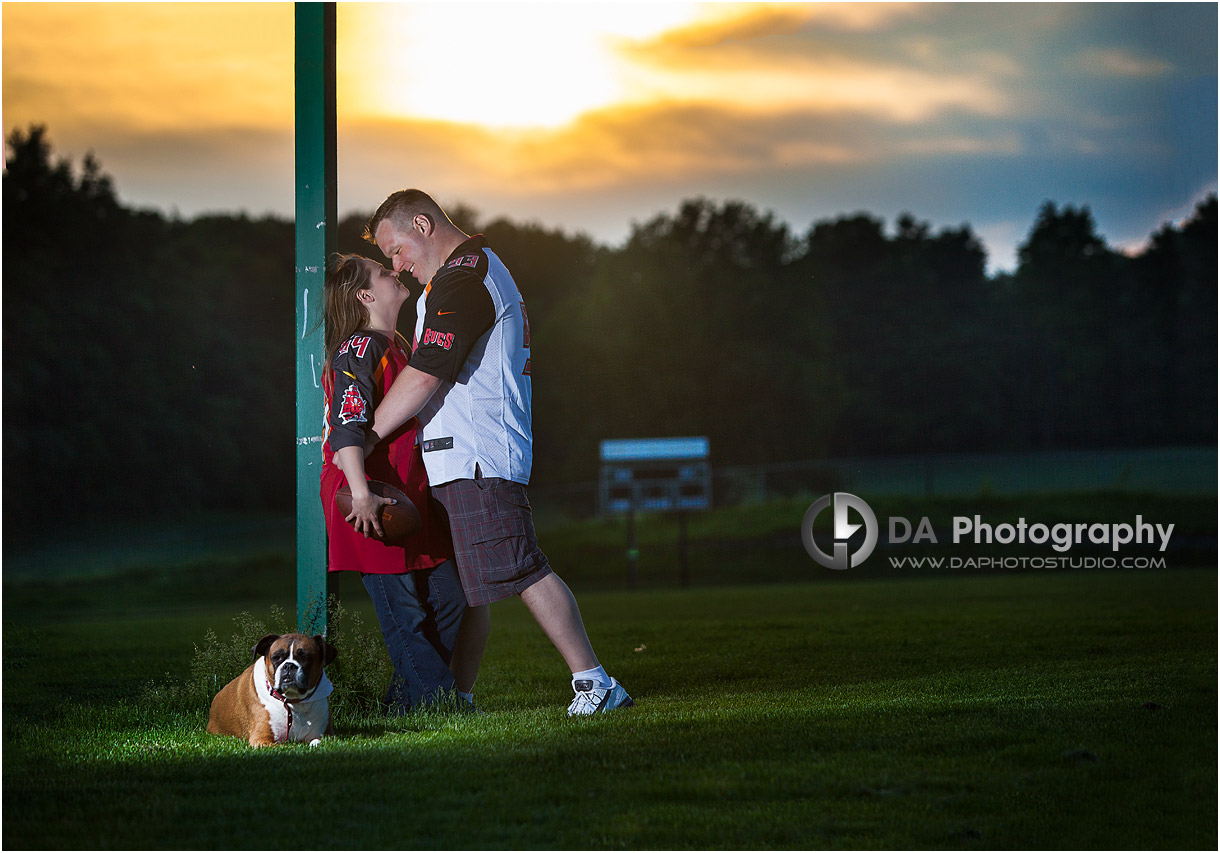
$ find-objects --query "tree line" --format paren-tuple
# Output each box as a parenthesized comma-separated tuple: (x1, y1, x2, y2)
(4, 126, 1215, 542)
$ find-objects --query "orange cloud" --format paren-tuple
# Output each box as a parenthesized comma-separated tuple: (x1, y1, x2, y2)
(340, 98, 925, 204)
(2, 3, 291, 135)
(649, 2, 923, 49)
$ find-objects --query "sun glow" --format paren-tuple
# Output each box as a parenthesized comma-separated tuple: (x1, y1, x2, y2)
(339, 3, 700, 129)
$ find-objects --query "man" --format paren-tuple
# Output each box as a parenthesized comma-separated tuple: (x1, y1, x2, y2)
(362, 189, 632, 715)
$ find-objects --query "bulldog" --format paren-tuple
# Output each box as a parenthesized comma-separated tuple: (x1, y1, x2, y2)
(207, 632, 337, 748)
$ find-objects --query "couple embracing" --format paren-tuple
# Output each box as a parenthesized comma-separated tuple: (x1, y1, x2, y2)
(319, 189, 631, 717)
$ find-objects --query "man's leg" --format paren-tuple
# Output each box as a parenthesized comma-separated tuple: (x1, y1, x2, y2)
(431, 475, 630, 713)
(520, 571, 634, 715)
(423, 491, 488, 698)
(422, 560, 486, 694)
(518, 572, 598, 673)
(450, 603, 489, 694)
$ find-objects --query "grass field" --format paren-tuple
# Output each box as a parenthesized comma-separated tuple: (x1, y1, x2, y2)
(3, 546, 1215, 849)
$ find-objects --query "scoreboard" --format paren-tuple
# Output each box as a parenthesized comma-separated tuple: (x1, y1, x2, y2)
(599, 437, 711, 515)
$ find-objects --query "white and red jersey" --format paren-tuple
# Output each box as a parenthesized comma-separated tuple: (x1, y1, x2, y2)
(409, 235, 533, 487)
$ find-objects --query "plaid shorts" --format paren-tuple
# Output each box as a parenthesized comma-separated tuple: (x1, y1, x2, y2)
(429, 475, 553, 607)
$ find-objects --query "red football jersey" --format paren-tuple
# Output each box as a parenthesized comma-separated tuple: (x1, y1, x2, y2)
(320, 330, 453, 574)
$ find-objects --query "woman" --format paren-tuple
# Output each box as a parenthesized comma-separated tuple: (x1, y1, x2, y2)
(320, 252, 476, 713)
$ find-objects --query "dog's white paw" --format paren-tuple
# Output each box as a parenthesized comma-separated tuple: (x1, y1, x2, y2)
(309, 738, 322, 748)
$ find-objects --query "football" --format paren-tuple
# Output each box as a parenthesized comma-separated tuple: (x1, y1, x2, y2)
(335, 480, 421, 544)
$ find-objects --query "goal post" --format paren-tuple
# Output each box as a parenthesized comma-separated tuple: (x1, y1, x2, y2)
(294, 2, 336, 634)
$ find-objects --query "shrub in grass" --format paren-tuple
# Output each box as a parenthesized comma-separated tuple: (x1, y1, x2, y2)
(153, 597, 395, 726)
(185, 606, 294, 708)
(322, 595, 396, 723)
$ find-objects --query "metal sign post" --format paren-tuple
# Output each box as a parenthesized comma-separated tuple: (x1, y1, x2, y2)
(294, 2, 336, 634)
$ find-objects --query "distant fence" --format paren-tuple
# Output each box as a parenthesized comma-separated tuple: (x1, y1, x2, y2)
(531, 446, 1217, 522)
(721, 446, 1218, 500)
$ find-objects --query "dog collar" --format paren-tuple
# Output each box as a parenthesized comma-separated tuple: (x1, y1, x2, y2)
(265, 673, 333, 739)
(267, 680, 296, 736)
(267, 672, 334, 705)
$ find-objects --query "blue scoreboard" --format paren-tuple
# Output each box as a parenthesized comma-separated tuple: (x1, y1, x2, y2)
(599, 437, 712, 515)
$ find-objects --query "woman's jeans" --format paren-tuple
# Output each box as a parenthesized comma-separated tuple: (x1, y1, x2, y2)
(361, 560, 466, 713)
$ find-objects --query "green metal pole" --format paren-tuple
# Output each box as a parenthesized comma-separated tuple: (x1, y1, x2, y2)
(294, 1, 336, 634)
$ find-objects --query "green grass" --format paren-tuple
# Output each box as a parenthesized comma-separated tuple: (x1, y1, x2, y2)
(4, 562, 1215, 849)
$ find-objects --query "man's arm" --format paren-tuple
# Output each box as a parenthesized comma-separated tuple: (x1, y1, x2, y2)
(371, 365, 443, 442)
(371, 261, 492, 446)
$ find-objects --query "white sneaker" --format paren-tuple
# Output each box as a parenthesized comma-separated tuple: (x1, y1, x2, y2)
(567, 677, 633, 716)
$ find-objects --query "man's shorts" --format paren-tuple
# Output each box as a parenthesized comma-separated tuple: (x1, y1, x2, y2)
(429, 475, 553, 607)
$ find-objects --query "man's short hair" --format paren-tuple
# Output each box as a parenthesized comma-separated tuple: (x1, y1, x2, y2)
(363, 189, 448, 245)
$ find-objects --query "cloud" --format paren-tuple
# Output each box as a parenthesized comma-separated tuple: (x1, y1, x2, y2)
(13, 124, 297, 218)
(607, 4, 1012, 126)
(2, 3, 292, 135)
(896, 135, 1023, 157)
(648, 2, 923, 50)
(641, 3, 816, 49)
(1070, 48, 1172, 78)
(2, 3, 294, 216)
(338, 95, 1031, 211)
(624, 54, 1008, 123)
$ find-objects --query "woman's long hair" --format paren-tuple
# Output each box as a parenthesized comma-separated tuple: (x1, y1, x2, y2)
(323, 253, 373, 377)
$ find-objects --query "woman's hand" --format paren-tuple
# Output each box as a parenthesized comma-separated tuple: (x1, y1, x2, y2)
(345, 487, 396, 539)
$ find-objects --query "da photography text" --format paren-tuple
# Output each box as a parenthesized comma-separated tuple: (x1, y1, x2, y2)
(802, 492, 1175, 571)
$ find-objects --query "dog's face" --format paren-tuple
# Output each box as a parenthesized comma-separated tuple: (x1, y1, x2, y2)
(253, 633, 337, 700)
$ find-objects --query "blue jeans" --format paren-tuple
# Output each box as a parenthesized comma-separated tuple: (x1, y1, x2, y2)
(361, 560, 466, 713)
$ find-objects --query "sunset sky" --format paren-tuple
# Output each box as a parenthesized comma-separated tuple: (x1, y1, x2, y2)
(3, 2, 1216, 271)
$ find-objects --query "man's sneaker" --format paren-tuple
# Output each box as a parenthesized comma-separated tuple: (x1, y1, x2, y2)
(567, 677, 633, 716)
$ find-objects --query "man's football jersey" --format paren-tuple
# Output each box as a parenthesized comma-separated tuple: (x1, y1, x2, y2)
(409, 235, 533, 487)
